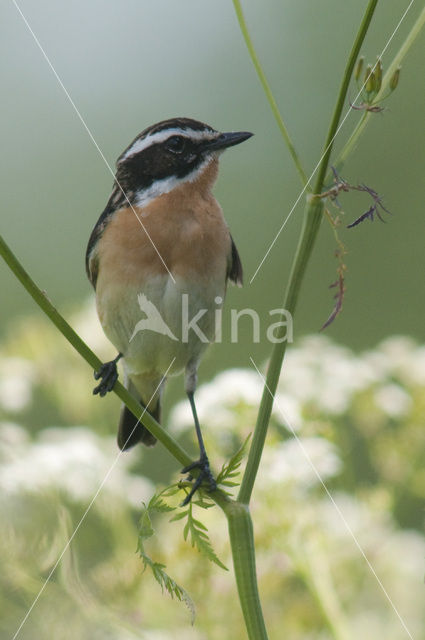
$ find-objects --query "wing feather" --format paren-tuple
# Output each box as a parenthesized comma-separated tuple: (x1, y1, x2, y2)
(227, 235, 243, 286)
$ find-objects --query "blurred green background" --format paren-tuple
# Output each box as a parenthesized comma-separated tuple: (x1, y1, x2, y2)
(2, 0, 425, 381)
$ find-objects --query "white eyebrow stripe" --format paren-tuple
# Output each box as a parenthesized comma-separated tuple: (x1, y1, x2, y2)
(120, 127, 217, 161)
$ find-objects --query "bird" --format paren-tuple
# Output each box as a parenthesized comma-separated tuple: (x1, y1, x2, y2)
(86, 117, 253, 503)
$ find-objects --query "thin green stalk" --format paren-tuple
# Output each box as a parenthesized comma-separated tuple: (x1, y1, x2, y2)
(232, 0, 309, 188)
(313, 0, 379, 193)
(238, 197, 324, 504)
(238, 0, 379, 506)
(0, 233, 191, 469)
(334, 4, 425, 173)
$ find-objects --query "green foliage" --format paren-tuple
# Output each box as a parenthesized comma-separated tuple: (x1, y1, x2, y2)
(216, 433, 251, 491)
(136, 478, 228, 618)
(177, 502, 228, 571)
(141, 483, 228, 572)
(136, 435, 252, 580)
(137, 489, 195, 622)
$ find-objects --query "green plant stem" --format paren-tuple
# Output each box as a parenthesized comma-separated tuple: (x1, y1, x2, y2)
(238, 0, 379, 506)
(0, 233, 192, 469)
(232, 0, 309, 188)
(313, 0, 379, 193)
(224, 501, 268, 640)
(238, 197, 324, 505)
(334, 4, 425, 173)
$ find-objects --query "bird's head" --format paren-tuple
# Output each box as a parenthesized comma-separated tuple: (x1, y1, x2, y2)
(113, 117, 253, 208)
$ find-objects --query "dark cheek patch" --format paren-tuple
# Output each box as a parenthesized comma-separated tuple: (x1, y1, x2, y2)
(119, 143, 201, 191)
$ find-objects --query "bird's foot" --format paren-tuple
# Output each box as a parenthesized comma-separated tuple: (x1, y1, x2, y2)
(93, 358, 120, 397)
(180, 455, 217, 506)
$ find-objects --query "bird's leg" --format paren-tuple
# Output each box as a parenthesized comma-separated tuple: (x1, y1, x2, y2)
(181, 390, 216, 505)
(93, 352, 123, 397)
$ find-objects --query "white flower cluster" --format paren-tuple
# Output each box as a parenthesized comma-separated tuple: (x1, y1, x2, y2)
(171, 368, 263, 433)
(259, 436, 341, 488)
(171, 335, 421, 430)
(279, 335, 419, 418)
(172, 334, 420, 427)
(0, 423, 152, 506)
(0, 357, 35, 412)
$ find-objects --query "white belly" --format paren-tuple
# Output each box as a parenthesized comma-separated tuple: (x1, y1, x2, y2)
(96, 273, 225, 378)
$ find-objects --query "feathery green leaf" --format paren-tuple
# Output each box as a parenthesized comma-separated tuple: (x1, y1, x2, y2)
(216, 433, 252, 488)
(137, 488, 195, 622)
(183, 503, 228, 571)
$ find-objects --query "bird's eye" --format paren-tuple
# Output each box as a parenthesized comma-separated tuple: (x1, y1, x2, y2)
(165, 136, 186, 153)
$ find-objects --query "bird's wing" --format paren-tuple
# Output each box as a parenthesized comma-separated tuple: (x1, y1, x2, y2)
(85, 199, 116, 288)
(227, 234, 243, 286)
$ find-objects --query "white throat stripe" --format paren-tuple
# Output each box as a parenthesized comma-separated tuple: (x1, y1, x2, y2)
(133, 156, 211, 209)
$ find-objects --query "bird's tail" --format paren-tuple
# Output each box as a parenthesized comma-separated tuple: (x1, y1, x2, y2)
(117, 380, 160, 450)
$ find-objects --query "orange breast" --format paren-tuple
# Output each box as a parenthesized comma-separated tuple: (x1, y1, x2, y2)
(95, 159, 231, 290)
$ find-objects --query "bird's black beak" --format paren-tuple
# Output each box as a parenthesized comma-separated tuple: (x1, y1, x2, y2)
(204, 130, 253, 152)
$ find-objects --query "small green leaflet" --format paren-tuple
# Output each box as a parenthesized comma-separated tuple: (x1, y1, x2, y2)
(139, 553, 195, 623)
(137, 489, 195, 623)
(171, 502, 228, 571)
(216, 433, 252, 491)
